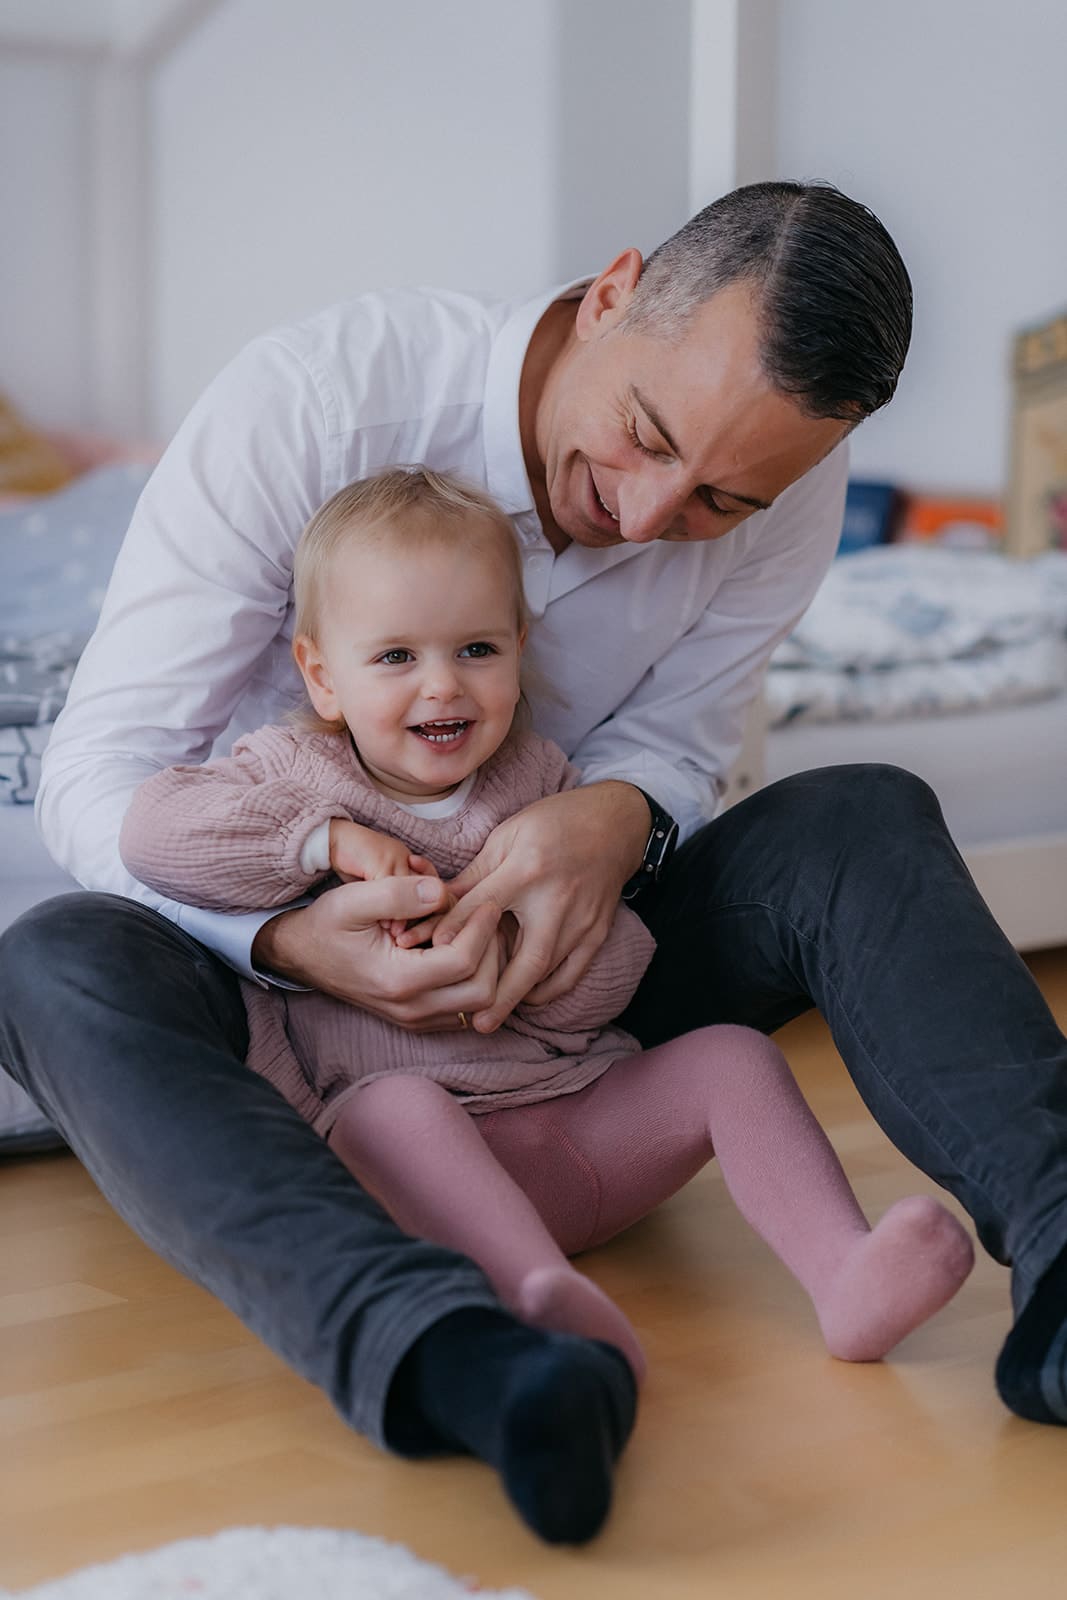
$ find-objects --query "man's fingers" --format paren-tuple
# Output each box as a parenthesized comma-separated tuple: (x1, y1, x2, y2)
(395, 913, 443, 948)
(389, 903, 503, 1023)
(428, 881, 501, 946)
(442, 855, 490, 902)
(390, 900, 501, 997)
(523, 938, 599, 1006)
(329, 873, 449, 928)
(472, 942, 555, 1033)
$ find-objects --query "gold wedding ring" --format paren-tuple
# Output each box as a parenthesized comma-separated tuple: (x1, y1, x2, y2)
(457, 1011, 469, 1029)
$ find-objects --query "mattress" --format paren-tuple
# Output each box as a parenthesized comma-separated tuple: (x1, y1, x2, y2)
(0, 802, 77, 935)
(765, 690, 1067, 849)
(0, 807, 75, 1148)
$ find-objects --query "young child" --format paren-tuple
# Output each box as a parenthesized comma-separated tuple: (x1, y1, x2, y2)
(120, 467, 974, 1390)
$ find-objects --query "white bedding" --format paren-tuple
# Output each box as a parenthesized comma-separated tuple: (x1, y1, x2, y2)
(767, 546, 1067, 728)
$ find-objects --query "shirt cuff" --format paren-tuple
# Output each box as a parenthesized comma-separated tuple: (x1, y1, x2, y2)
(574, 757, 716, 845)
(175, 900, 313, 991)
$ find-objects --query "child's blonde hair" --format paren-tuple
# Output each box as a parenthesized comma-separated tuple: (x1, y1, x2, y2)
(292, 466, 530, 735)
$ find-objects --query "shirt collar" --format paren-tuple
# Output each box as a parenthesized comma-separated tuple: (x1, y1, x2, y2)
(483, 276, 591, 520)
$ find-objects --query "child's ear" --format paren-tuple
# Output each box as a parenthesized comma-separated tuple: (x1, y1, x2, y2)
(293, 634, 341, 723)
(517, 624, 528, 654)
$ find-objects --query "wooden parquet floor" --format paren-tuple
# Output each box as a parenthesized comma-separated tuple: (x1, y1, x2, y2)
(3, 948, 1067, 1597)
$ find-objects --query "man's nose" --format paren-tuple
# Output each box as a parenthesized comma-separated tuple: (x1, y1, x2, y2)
(616, 473, 690, 544)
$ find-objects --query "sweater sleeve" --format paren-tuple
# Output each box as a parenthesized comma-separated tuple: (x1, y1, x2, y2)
(118, 727, 350, 912)
(512, 902, 655, 1033)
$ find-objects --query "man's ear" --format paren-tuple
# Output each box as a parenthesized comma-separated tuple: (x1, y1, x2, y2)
(293, 634, 341, 723)
(575, 248, 644, 342)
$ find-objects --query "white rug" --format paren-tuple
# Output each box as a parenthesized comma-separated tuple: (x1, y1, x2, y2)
(3, 1526, 539, 1599)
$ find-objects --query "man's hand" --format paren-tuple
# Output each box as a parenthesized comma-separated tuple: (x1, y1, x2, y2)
(252, 874, 502, 1030)
(397, 781, 650, 1032)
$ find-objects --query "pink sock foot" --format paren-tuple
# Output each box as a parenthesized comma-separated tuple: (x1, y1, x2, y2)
(816, 1194, 975, 1362)
(513, 1265, 647, 1384)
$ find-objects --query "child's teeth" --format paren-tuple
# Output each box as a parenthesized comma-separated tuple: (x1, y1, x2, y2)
(418, 720, 467, 743)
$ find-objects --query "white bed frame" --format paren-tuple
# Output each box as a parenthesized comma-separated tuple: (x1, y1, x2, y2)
(959, 836, 1067, 952)
(736, 691, 1067, 955)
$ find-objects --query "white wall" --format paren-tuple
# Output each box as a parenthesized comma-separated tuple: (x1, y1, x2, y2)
(150, 0, 693, 438)
(0, 54, 95, 429)
(773, 0, 1067, 495)
(150, 0, 559, 434)
(9, 0, 1062, 492)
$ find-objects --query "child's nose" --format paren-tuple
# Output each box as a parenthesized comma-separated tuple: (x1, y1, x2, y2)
(421, 663, 461, 700)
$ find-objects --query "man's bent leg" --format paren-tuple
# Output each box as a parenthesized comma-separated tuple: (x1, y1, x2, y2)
(0, 893, 636, 1539)
(0, 893, 501, 1446)
(622, 765, 1067, 1313)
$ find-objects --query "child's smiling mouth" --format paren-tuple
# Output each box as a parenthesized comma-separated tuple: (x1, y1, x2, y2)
(409, 719, 471, 744)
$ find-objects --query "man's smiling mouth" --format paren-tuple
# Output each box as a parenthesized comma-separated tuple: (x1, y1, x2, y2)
(587, 466, 619, 526)
(595, 487, 619, 522)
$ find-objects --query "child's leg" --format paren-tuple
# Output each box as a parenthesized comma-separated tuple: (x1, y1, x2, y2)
(328, 1074, 645, 1381)
(481, 1026, 974, 1361)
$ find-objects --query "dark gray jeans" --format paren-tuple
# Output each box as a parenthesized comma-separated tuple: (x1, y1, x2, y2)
(3, 764, 1065, 1445)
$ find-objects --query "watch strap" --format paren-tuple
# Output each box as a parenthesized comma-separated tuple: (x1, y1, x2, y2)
(622, 788, 678, 900)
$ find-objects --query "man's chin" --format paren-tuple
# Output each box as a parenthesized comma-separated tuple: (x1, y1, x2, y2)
(564, 520, 624, 549)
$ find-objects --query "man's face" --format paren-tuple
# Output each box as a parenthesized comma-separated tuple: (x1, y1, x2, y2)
(536, 268, 850, 549)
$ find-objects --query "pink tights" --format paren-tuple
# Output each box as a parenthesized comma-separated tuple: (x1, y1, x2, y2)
(327, 1025, 974, 1383)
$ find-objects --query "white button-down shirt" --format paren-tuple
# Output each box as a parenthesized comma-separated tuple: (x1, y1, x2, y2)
(38, 278, 847, 979)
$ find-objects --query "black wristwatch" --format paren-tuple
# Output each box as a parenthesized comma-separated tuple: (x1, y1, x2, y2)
(622, 788, 678, 901)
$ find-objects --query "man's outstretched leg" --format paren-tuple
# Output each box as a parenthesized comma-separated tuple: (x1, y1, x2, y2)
(622, 763, 1067, 1422)
(0, 893, 635, 1543)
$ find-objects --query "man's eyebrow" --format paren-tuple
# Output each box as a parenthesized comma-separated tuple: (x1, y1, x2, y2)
(630, 385, 773, 512)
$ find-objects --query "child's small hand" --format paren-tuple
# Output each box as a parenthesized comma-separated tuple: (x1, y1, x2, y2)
(329, 818, 414, 882)
(328, 821, 442, 938)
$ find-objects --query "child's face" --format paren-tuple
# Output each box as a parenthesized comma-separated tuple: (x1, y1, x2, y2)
(295, 528, 525, 802)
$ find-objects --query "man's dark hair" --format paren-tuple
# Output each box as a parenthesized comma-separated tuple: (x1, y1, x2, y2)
(622, 180, 912, 422)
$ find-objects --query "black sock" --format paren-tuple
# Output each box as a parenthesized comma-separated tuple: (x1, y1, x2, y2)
(996, 1238, 1067, 1423)
(385, 1307, 637, 1544)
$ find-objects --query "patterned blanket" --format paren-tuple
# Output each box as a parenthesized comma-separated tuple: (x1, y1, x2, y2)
(1, 463, 151, 726)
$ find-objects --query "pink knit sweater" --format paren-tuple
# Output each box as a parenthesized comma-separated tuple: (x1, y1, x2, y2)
(121, 726, 656, 1132)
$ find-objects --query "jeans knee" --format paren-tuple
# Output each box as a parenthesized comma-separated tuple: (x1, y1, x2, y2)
(0, 894, 97, 994)
(835, 763, 940, 824)
(0, 893, 148, 998)
(764, 764, 947, 873)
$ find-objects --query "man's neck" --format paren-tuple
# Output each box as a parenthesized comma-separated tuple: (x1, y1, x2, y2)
(518, 296, 578, 555)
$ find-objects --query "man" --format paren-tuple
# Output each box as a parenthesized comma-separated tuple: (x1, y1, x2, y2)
(2, 182, 1066, 1546)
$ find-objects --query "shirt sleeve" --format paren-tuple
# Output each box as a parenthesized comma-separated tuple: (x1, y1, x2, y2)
(35, 334, 334, 976)
(570, 441, 848, 840)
